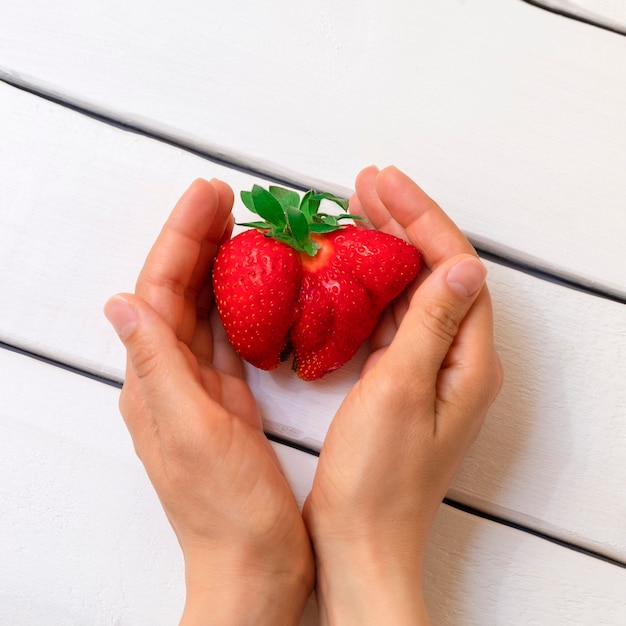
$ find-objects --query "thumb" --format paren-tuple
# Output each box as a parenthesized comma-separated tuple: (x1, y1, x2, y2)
(104, 293, 191, 391)
(384, 254, 487, 384)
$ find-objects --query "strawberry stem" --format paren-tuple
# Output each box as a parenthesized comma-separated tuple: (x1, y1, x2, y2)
(237, 184, 362, 256)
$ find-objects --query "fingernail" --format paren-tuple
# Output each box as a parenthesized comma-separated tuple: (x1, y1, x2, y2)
(104, 295, 138, 340)
(447, 258, 487, 298)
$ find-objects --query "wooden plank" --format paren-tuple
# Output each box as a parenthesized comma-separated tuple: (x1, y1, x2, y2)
(1, 82, 625, 562)
(424, 505, 626, 625)
(0, 347, 319, 625)
(529, 0, 626, 33)
(1, 0, 626, 296)
(1, 348, 624, 625)
(451, 261, 626, 562)
(0, 80, 362, 427)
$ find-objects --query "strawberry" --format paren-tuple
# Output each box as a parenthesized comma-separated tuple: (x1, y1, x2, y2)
(212, 229, 302, 370)
(212, 184, 420, 380)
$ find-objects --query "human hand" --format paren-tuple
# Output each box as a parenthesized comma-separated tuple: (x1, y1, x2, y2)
(303, 166, 504, 625)
(104, 179, 314, 625)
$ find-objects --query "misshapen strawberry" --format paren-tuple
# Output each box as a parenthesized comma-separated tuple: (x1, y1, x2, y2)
(212, 184, 420, 380)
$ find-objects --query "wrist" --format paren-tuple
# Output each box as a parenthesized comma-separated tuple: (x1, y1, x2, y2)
(180, 549, 312, 626)
(313, 541, 430, 626)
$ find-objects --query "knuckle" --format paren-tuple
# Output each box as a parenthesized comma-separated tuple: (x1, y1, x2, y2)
(421, 297, 461, 344)
(130, 342, 162, 381)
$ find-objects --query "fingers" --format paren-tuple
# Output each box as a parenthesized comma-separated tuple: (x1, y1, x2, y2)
(377, 254, 490, 407)
(351, 166, 407, 240)
(103, 293, 219, 456)
(437, 286, 503, 424)
(136, 178, 234, 341)
(354, 165, 476, 270)
(207, 307, 246, 377)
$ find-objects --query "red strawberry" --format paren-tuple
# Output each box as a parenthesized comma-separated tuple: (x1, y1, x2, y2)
(212, 229, 302, 370)
(212, 184, 420, 380)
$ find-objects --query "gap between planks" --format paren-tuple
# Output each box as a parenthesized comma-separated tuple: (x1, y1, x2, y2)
(2, 339, 624, 571)
(1, 74, 624, 307)
(520, 0, 626, 36)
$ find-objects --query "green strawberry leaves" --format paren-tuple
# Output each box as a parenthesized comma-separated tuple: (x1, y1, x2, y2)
(301, 190, 349, 219)
(245, 185, 287, 227)
(237, 184, 361, 255)
(286, 205, 317, 255)
(269, 186, 301, 211)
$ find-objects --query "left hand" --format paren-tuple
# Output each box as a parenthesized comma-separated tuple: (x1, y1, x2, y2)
(104, 179, 314, 625)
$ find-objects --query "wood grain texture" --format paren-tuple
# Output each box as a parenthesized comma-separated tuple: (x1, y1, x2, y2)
(1, 0, 625, 296)
(2, 348, 624, 625)
(1, 83, 625, 563)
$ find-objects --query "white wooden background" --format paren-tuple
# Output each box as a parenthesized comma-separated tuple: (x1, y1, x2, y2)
(1, 1, 625, 624)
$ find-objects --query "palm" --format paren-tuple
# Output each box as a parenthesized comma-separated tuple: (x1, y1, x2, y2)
(131, 178, 313, 578)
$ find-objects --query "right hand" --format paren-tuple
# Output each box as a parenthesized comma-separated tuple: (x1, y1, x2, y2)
(304, 165, 504, 624)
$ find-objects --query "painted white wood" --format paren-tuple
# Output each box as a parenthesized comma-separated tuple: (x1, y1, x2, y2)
(0, 79, 360, 438)
(2, 348, 625, 625)
(0, 348, 319, 625)
(1, 0, 625, 297)
(1, 82, 625, 562)
(424, 504, 626, 625)
(534, 0, 626, 31)
(451, 260, 626, 562)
